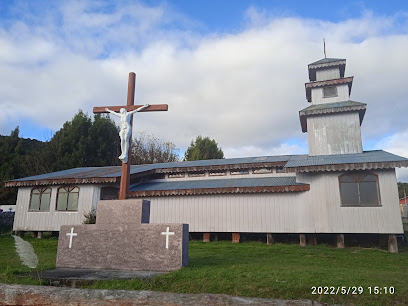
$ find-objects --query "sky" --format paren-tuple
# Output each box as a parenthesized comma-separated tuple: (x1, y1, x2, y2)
(1, 0, 408, 181)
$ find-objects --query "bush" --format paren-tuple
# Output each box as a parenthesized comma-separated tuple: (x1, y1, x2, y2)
(83, 208, 96, 224)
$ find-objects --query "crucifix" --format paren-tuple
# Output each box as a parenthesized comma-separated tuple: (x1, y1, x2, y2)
(93, 72, 168, 199)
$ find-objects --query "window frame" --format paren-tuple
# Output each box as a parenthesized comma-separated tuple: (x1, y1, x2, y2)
(56, 186, 80, 211)
(323, 86, 338, 98)
(339, 172, 381, 207)
(28, 187, 52, 212)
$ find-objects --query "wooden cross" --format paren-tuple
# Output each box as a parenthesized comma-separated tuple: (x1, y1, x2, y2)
(93, 72, 168, 199)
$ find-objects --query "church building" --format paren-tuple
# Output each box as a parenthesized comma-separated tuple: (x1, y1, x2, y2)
(6, 57, 408, 252)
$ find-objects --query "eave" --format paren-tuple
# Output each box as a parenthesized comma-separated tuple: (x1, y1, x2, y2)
(129, 185, 310, 197)
(4, 177, 118, 187)
(285, 161, 408, 173)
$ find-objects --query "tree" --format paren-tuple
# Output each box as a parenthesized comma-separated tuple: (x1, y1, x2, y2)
(43, 110, 121, 172)
(131, 132, 180, 165)
(184, 136, 224, 161)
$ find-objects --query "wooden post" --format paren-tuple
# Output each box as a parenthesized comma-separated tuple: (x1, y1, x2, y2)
(299, 234, 306, 247)
(379, 234, 388, 248)
(37, 231, 42, 239)
(203, 232, 210, 242)
(388, 234, 398, 253)
(309, 234, 317, 246)
(118, 73, 136, 200)
(232, 232, 240, 243)
(336, 234, 345, 248)
(266, 233, 275, 245)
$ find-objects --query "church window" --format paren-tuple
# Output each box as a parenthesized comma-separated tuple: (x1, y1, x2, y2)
(56, 186, 79, 211)
(276, 167, 285, 173)
(323, 86, 338, 98)
(29, 187, 51, 211)
(231, 169, 249, 175)
(339, 173, 380, 206)
(188, 172, 205, 177)
(168, 173, 185, 178)
(209, 170, 226, 176)
(100, 187, 119, 200)
(253, 168, 272, 174)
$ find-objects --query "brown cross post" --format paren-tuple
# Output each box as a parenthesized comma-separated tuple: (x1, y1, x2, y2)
(93, 72, 168, 199)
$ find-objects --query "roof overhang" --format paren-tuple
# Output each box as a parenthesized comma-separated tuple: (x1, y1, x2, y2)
(4, 177, 118, 187)
(285, 161, 408, 173)
(299, 101, 367, 133)
(129, 184, 310, 197)
(305, 77, 353, 102)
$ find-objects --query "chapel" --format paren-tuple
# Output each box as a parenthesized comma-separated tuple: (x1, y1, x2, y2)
(6, 56, 408, 252)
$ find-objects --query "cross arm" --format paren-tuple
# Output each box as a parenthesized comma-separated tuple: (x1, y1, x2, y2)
(93, 104, 168, 114)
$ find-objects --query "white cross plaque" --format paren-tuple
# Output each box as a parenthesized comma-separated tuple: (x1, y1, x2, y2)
(161, 226, 175, 249)
(66, 227, 77, 249)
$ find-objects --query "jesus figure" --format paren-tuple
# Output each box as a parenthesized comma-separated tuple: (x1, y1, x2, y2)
(105, 104, 149, 163)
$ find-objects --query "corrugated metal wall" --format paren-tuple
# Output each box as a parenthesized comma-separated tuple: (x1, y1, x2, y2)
(315, 68, 340, 81)
(296, 169, 403, 234)
(13, 185, 99, 231)
(143, 169, 402, 234)
(307, 112, 363, 156)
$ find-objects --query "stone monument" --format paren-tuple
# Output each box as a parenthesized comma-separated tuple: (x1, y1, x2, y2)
(56, 199, 189, 271)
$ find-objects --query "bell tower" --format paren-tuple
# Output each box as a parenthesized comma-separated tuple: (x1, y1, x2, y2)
(299, 58, 367, 156)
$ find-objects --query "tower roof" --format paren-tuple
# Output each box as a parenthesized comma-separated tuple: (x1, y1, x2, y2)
(308, 58, 346, 81)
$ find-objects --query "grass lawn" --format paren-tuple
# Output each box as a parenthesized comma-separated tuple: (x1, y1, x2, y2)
(1, 233, 407, 305)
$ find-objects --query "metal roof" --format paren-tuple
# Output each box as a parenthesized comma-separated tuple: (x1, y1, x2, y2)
(308, 58, 346, 81)
(129, 177, 310, 196)
(309, 58, 346, 66)
(285, 150, 408, 172)
(5, 150, 408, 187)
(299, 100, 366, 132)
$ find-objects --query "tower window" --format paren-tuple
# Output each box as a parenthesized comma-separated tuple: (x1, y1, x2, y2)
(323, 86, 338, 98)
(339, 172, 381, 207)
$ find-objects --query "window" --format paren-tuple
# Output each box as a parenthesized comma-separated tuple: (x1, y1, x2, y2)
(209, 170, 226, 176)
(276, 167, 285, 173)
(100, 187, 119, 200)
(339, 173, 380, 207)
(56, 186, 79, 211)
(323, 86, 338, 98)
(29, 187, 51, 211)
(188, 172, 205, 177)
(168, 173, 185, 178)
(253, 168, 272, 174)
(231, 169, 249, 175)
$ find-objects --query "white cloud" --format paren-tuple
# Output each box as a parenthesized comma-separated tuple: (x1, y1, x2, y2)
(0, 1, 408, 169)
(375, 129, 408, 182)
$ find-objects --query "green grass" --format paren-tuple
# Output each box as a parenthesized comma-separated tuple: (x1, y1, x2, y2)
(1, 233, 408, 305)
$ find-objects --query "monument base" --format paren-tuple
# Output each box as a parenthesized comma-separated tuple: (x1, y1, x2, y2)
(56, 199, 189, 272)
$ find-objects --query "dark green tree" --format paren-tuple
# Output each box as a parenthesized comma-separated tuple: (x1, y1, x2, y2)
(42, 110, 121, 172)
(184, 135, 224, 161)
(0, 127, 46, 204)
